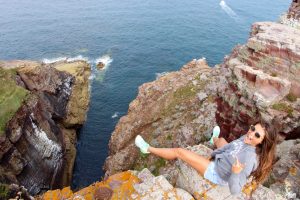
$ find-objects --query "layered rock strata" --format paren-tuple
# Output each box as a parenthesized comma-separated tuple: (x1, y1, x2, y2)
(0, 60, 90, 195)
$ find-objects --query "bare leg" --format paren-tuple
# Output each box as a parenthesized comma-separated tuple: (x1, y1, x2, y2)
(213, 137, 228, 149)
(148, 147, 210, 176)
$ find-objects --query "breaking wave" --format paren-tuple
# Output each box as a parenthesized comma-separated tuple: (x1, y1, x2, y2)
(42, 55, 89, 64)
(111, 112, 119, 119)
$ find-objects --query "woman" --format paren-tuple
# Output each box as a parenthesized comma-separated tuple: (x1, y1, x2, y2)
(135, 122, 277, 195)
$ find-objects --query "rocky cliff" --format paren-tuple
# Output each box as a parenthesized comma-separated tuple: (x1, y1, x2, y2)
(103, 0, 300, 199)
(0, 59, 90, 196)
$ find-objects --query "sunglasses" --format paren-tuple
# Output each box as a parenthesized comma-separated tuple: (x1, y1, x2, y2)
(250, 125, 261, 139)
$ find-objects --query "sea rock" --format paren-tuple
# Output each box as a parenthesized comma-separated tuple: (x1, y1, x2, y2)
(0, 60, 90, 194)
(96, 62, 105, 69)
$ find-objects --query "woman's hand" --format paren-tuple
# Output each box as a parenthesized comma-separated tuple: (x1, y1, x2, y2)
(232, 157, 245, 174)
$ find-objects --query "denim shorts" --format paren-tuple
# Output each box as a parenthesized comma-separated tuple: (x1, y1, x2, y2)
(204, 162, 228, 186)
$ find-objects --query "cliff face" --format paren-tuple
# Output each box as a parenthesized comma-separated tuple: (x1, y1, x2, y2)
(216, 21, 300, 141)
(0, 60, 90, 195)
(104, 59, 221, 177)
(103, 1, 300, 199)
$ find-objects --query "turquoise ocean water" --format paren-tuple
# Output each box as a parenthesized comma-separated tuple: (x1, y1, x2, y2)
(0, 0, 290, 189)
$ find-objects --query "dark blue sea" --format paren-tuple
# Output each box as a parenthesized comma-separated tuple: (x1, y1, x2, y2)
(0, 0, 290, 189)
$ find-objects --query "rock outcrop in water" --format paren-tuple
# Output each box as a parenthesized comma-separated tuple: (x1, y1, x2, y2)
(0, 60, 90, 195)
(102, 1, 300, 199)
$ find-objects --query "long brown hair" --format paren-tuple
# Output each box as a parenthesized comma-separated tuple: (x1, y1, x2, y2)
(251, 120, 278, 184)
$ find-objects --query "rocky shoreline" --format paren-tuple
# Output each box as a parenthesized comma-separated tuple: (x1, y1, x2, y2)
(0, 59, 90, 197)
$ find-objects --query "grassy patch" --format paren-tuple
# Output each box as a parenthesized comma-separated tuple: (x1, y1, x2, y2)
(256, 57, 275, 69)
(237, 46, 251, 63)
(286, 93, 297, 102)
(152, 158, 166, 176)
(272, 103, 293, 117)
(166, 134, 173, 140)
(0, 184, 9, 200)
(0, 68, 29, 135)
(270, 72, 277, 77)
(162, 84, 202, 116)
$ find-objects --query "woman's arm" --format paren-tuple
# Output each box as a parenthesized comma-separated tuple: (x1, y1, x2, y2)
(228, 155, 256, 195)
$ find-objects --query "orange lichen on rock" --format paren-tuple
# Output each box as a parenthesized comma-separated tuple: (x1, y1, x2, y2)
(39, 171, 140, 200)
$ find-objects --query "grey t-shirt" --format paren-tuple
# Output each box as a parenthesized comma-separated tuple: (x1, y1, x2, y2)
(211, 135, 258, 195)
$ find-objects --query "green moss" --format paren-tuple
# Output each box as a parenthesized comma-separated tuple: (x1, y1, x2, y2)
(286, 93, 297, 102)
(272, 103, 293, 117)
(0, 68, 29, 135)
(0, 184, 9, 200)
(173, 84, 197, 99)
(152, 158, 166, 176)
(162, 83, 201, 117)
(166, 134, 173, 140)
(270, 72, 277, 77)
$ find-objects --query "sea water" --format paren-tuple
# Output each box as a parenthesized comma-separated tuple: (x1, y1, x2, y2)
(0, 0, 290, 189)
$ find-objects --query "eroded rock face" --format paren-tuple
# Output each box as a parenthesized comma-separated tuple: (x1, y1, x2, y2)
(216, 21, 300, 140)
(0, 60, 90, 194)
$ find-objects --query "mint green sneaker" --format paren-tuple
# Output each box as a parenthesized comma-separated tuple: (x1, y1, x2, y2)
(135, 135, 150, 154)
(209, 126, 220, 145)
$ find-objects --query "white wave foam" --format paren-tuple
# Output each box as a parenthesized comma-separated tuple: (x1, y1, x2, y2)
(155, 72, 169, 79)
(111, 112, 119, 119)
(220, 0, 238, 20)
(42, 55, 89, 64)
(67, 55, 89, 62)
(42, 57, 67, 64)
(95, 54, 113, 70)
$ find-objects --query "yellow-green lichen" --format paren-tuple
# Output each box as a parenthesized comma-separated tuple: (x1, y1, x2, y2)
(0, 68, 29, 135)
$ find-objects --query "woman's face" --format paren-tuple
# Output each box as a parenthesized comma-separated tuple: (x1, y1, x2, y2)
(244, 124, 266, 146)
